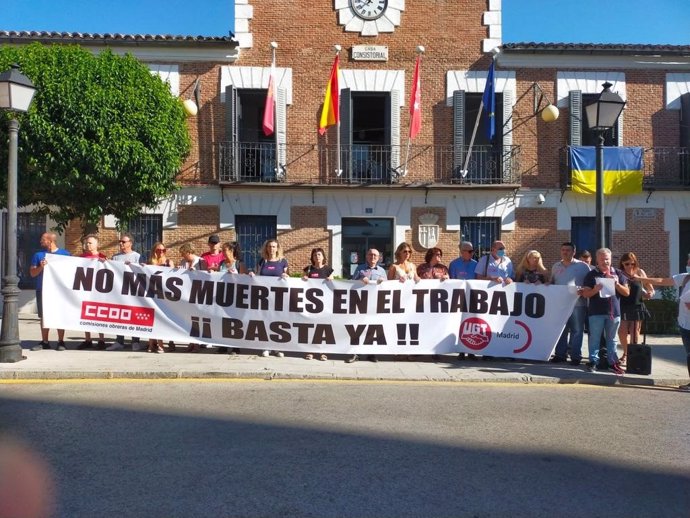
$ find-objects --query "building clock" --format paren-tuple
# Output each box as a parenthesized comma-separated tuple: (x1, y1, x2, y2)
(351, 0, 388, 21)
(335, 0, 404, 37)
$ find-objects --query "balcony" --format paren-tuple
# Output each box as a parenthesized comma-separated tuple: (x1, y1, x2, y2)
(560, 146, 690, 191)
(218, 141, 522, 186)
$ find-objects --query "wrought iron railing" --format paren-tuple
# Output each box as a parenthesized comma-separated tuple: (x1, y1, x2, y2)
(217, 141, 522, 186)
(559, 146, 690, 190)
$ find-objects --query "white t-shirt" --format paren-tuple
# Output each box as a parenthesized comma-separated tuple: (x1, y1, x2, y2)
(675, 273, 690, 329)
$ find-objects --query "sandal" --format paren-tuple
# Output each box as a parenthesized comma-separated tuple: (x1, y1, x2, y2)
(305, 353, 313, 360)
(619, 355, 627, 366)
(319, 354, 328, 361)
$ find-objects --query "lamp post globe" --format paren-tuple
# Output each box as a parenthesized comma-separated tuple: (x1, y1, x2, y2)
(0, 64, 36, 363)
(586, 82, 626, 252)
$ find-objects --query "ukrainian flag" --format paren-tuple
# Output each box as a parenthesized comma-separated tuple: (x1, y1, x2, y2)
(570, 146, 644, 195)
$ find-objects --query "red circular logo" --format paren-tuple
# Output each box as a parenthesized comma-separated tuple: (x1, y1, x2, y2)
(459, 317, 492, 351)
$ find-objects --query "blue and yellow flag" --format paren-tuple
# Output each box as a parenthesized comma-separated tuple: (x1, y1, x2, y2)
(569, 146, 644, 195)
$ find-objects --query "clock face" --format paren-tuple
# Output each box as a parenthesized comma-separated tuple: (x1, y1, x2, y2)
(351, 0, 388, 21)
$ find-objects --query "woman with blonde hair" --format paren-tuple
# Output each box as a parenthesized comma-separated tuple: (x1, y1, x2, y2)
(148, 242, 174, 353)
(251, 238, 288, 357)
(516, 250, 550, 284)
(618, 252, 654, 365)
(388, 242, 419, 282)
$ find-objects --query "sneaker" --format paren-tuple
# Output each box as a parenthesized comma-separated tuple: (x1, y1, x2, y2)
(570, 359, 582, 366)
(610, 362, 625, 376)
(56, 341, 66, 351)
(131, 340, 142, 351)
(106, 342, 124, 351)
(156, 345, 165, 354)
(346, 354, 359, 363)
(31, 341, 49, 351)
(549, 356, 567, 363)
(261, 350, 270, 357)
(678, 383, 690, 391)
(77, 340, 93, 350)
(586, 362, 598, 372)
(168, 341, 176, 352)
(274, 351, 284, 358)
(96, 340, 107, 350)
(457, 353, 466, 361)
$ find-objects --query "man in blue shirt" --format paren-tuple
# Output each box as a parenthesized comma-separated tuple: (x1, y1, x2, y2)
(347, 248, 387, 363)
(449, 241, 477, 280)
(29, 232, 71, 351)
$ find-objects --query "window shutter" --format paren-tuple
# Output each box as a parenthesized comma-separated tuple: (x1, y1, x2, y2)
(453, 90, 466, 176)
(340, 88, 352, 179)
(501, 89, 514, 181)
(276, 87, 287, 177)
(569, 90, 582, 146)
(389, 89, 401, 174)
(616, 110, 623, 146)
(224, 85, 238, 181)
(680, 93, 690, 149)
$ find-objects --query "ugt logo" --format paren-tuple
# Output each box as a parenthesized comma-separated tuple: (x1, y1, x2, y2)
(459, 317, 492, 351)
(81, 301, 154, 327)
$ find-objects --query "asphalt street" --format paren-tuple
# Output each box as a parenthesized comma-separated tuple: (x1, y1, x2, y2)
(1, 380, 689, 518)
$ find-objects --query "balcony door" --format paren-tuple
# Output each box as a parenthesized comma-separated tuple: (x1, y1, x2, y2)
(341, 218, 394, 279)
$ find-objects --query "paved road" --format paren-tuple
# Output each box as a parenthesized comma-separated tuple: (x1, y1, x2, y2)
(1, 380, 689, 517)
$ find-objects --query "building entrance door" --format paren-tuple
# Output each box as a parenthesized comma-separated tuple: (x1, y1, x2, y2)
(341, 218, 393, 279)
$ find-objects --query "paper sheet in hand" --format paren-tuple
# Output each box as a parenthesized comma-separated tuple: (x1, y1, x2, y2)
(596, 277, 616, 298)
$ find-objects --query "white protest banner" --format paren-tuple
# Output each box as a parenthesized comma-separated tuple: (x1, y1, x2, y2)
(42, 255, 578, 360)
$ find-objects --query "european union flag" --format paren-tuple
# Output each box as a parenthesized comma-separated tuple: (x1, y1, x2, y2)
(482, 61, 496, 142)
(569, 146, 644, 195)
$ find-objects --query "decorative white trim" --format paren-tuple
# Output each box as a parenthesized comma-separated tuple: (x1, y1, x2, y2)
(234, 0, 254, 49)
(497, 53, 690, 72)
(556, 71, 626, 108)
(340, 69, 405, 106)
(220, 66, 293, 104)
(445, 69, 516, 106)
(482, 0, 502, 54)
(147, 64, 179, 96)
(666, 73, 690, 109)
(335, 0, 405, 37)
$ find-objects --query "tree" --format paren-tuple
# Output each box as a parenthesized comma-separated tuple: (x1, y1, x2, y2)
(0, 43, 191, 230)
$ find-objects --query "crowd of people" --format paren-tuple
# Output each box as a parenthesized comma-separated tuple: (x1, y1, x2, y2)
(27, 232, 690, 390)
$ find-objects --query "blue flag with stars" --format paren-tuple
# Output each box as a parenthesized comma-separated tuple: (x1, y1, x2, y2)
(482, 61, 496, 141)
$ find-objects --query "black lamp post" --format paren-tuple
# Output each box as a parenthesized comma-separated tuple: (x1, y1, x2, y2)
(585, 82, 626, 251)
(0, 64, 37, 363)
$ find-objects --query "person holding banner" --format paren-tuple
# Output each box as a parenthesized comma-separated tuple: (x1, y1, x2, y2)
(109, 232, 142, 352)
(78, 234, 108, 350)
(550, 242, 591, 365)
(29, 232, 71, 351)
(475, 240, 514, 285)
(449, 241, 477, 281)
(253, 239, 289, 358)
(516, 250, 550, 284)
(581, 248, 629, 375)
(388, 242, 419, 282)
(218, 241, 247, 355)
(179, 243, 209, 353)
(302, 247, 334, 361)
(417, 248, 450, 280)
(201, 234, 224, 272)
(348, 249, 387, 363)
(148, 241, 175, 353)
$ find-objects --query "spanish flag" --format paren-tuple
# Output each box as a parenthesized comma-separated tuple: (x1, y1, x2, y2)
(318, 54, 340, 135)
(570, 146, 644, 195)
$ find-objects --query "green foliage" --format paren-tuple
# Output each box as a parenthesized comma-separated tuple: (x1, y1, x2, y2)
(0, 43, 190, 230)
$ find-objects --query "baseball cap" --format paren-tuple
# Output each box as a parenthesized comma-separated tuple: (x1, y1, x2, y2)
(208, 234, 220, 244)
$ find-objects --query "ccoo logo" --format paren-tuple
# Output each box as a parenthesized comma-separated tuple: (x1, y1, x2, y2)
(459, 317, 492, 350)
(81, 301, 154, 327)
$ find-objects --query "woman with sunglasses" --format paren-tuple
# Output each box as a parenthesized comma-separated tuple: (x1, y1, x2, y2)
(388, 242, 419, 282)
(618, 252, 654, 365)
(217, 241, 247, 355)
(302, 247, 334, 361)
(147, 242, 175, 353)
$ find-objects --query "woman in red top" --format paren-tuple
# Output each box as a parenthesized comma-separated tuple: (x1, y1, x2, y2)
(417, 247, 450, 280)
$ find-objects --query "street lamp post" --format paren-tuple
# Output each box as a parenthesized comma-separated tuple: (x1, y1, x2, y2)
(0, 64, 37, 363)
(585, 82, 626, 251)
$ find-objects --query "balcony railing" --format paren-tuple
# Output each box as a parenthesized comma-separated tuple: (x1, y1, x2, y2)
(560, 146, 690, 190)
(217, 141, 522, 186)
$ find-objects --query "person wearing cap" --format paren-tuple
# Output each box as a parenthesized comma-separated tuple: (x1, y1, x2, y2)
(201, 234, 224, 272)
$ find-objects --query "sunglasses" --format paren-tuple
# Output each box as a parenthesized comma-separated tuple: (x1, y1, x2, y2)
(462, 249, 474, 253)
(623, 261, 636, 266)
(119, 240, 130, 244)
(402, 249, 412, 253)
(155, 248, 166, 253)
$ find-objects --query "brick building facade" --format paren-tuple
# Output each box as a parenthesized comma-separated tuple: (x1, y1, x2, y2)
(2, 1, 690, 312)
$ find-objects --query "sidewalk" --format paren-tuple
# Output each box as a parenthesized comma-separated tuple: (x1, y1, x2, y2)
(1, 315, 688, 387)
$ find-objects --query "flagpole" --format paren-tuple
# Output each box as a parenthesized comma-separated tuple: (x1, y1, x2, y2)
(462, 58, 495, 177)
(334, 45, 342, 178)
(270, 42, 279, 179)
(404, 46, 424, 179)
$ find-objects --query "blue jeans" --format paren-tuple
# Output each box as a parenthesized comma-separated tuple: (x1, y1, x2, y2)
(588, 314, 621, 365)
(554, 305, 586, 361)
(680, 326, 690, 357)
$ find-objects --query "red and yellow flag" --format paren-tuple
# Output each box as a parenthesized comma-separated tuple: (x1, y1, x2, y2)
(318, 54, 340, 135)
